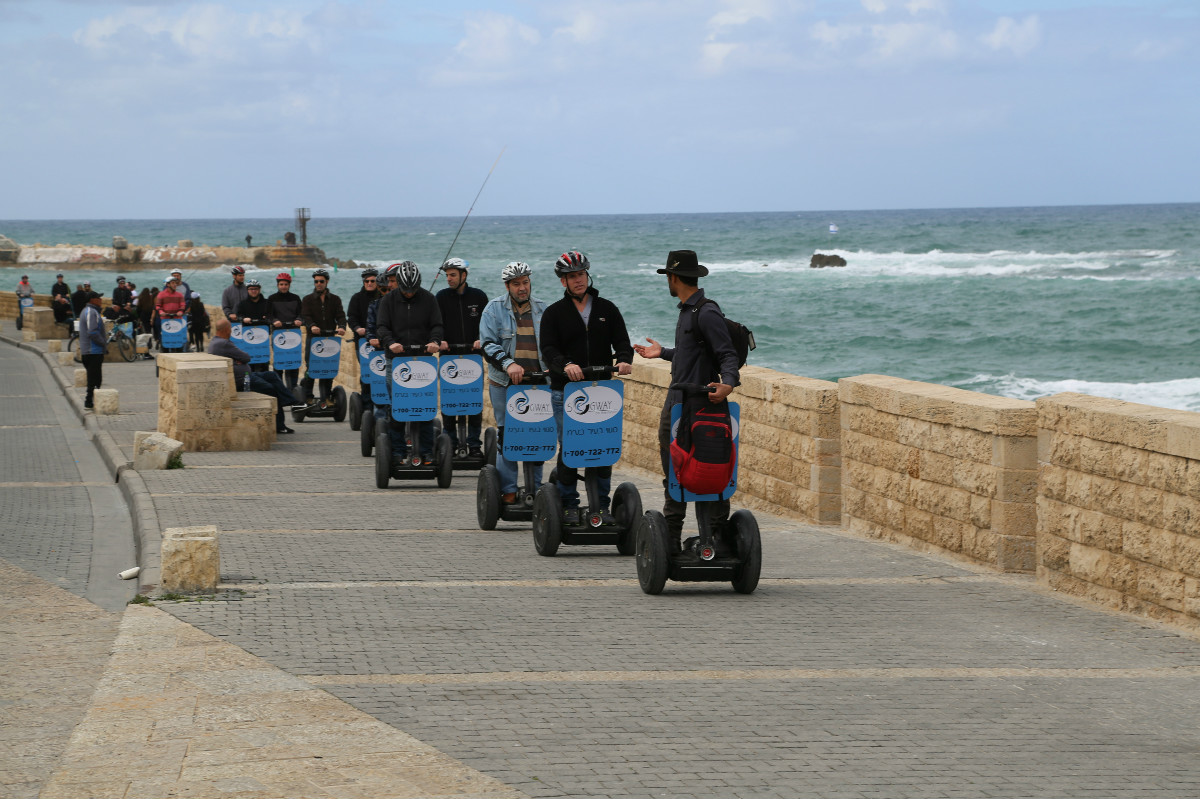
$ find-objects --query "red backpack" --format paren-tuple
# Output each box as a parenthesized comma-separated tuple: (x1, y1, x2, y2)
(670, 394, 736, 495)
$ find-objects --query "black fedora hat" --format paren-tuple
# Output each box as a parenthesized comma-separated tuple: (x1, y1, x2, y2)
(657, 249, 709, 278)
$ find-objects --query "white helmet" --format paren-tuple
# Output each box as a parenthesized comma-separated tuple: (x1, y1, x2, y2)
(442, 257, 468, 274)
(501, 261, 532, 283)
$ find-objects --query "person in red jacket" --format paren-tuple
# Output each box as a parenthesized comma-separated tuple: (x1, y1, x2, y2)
(154, 276, 188, 353)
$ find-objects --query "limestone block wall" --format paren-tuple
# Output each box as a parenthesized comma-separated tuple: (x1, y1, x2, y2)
(840, 374, 1038, 571)
(1037, 392, 1200, 631)
(0, 290, 51, 320)
(157, 353, 274, 451)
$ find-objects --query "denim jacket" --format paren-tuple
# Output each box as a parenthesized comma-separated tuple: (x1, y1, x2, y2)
(478, 291, 548, 386)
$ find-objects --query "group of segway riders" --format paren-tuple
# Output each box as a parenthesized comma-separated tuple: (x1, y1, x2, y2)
(208, 248, 761, 594)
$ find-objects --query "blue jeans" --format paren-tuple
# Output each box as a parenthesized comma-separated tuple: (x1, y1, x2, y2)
(551, 388, 611, 511)
(489, 382, 543, 496)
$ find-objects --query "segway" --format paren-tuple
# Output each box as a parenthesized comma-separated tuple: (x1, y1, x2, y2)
(635, 383, 762, 595)
(440, 344, 497, 470)
(16, 295, 33, 331)
(359, 345, 389, 457)
(476, 371, 555, 530)
(292, 329, 347, 423)
(374, 344, 453, 489)
(348, 337, 379, 432)
(530, 365, 642, 557)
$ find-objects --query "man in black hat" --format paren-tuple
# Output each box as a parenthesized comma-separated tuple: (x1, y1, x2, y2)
(78, 291, 108, 409)
(111, 275, 135, 317)
(633, 249, 741, 550)
(51, 273, 72, 324)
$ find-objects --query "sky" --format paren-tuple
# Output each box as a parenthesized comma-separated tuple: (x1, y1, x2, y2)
(0, 0, 1196, 219)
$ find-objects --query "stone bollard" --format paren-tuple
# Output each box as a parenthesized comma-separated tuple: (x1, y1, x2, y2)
(57, 351, 75, 366)
(22, 330, 36, 342)
(160, 526, 219, 593)
(134, 431, 184, 470)
(74, 368, 87, 387)
(93, 388, 119, 415)
(47, 340, 62, 353)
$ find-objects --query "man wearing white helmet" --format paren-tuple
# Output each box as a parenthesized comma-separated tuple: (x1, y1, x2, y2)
(479, 262, 549, 504)
(170, 269, 194, 306)
(436, 257, 489, 458)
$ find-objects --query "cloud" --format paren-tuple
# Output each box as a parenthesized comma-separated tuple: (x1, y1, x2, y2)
(553, 9, 603, 43)
(811, 20, 863, 49)
(707, 0, 774, 35)
(438, 11, 541, 83)
(870, 21, 958, 61)
(981, 15, 1040, 57)
(861, 0, 888, 13)
(904, 0, 945, 15)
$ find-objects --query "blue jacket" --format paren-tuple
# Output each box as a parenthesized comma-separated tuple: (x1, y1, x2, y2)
(78, 304, 108, 356)
(478, 291, 548, 386)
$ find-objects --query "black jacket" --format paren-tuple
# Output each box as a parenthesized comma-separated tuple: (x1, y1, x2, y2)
(236, 294, 271, 324)
(300, 291, 346, 334)
(267, 291, 303, 328)
(436, 283, 488, 347)
(538, 287, 634, 391)
(347, 287, 382, 339)
(376, 288, 443, 353)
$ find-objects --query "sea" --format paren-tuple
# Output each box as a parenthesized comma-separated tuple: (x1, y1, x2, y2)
(4, 203, 1199, 411)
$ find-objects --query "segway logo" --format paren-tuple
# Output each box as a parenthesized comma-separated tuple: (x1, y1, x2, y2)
(273, 330, 301, 349)
(358, 339, 373, 359)
(369, 354, 387, 377)
(440, 358, 482, 385)
(161, 319, 184, 334)
(312, 339, 341, 358)
(507, 389, 553, 422)
(565, 386, 622, 424)
(241, 327, 268, 345)
(393, 359, 436, 389)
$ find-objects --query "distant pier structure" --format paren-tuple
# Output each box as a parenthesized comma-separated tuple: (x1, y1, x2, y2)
(295, 208, 310, 247)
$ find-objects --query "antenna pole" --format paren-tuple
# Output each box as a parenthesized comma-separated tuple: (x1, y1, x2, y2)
(430, 147, 506, 291)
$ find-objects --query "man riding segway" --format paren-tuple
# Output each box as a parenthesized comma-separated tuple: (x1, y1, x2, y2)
(347, 267, 383, 425)
(299, 268, 346, 410)
(437, 257, 489, 463)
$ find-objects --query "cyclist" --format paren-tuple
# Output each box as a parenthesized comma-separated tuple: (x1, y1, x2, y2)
(299, 268, 346, 408)
(539, 251, 633, 525)
(479, 261, 549, 504)
(436, 257, 488, 458)
(375, 262, 442, 465)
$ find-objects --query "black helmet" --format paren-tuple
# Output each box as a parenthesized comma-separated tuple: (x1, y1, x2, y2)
(312, 268, 330, 281)
(554, 251, 590, 277)
(384, 262, 402, 281)
(360, 267, 379, 280)
(395, 261, 421, 293)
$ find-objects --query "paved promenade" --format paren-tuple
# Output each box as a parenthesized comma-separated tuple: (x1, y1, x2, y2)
(4, 328, 1200, 798)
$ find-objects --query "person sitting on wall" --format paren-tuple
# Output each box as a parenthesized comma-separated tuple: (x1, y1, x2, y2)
(51, 273, 72, 324)
(71, 281, 92, 318)
(209, 318, 299, 435)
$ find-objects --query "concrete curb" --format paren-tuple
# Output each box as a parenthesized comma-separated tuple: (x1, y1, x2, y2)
(0, 331, 161, 593)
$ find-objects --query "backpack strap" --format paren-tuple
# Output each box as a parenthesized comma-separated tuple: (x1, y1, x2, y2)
(689, 297, 723, 366)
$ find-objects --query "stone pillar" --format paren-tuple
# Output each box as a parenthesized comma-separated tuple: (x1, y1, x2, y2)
(93, 388, 119, 415)
(160, 526, 220, 593)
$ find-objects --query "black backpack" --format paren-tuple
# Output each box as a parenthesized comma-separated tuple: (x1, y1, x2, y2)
(691, 298, 756, 368)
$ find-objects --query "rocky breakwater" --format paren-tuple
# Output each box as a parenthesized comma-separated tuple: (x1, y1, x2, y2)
(7, 238, 327, 269)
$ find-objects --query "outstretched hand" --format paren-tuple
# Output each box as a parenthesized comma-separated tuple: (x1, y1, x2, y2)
(633, 338, 662, 359)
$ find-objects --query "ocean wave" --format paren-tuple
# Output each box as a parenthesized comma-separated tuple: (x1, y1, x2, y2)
(953, 373, 1200, 412)
(639, 249, 1186, 280)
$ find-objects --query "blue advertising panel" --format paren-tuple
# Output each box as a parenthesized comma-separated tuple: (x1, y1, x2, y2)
(160, 316, 188, 350)
(240, 325, 271, 365)
(368, 351, 389, 404)
(115, 321, 134, 339)
(356, 338, 374, 379)
(438, 354, 484, 416)
(306, 336, 342, 380)
(502, 385, 558, 462)
(230, 322, 244, 344)
(667, 402, 740, 502)
(19, 297, 33, 311)
(561, 380, 624, 468)
(389, 356, 439, 422)
(271, 329, 303, 370)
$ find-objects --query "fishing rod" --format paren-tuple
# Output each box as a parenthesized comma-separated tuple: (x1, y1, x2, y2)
(429, 146, 506, 292)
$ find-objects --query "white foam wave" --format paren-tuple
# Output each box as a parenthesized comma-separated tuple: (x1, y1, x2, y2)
(650, 249, 1184, 280)
(955, 373, 1200, 412)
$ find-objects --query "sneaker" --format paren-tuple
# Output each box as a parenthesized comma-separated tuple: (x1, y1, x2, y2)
(83, 401, 94, 409)
(599, 511, 617, 526)
(563, 507, 581, 526)
(468, 446, 483, 459)
(500, 492, 517, 505)
(276, 426, 295, 434)
(681, 536, 699, 554)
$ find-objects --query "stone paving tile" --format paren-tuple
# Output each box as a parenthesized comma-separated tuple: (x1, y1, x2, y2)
(0, 485, 94, 594)
(0, 426, 82, 482)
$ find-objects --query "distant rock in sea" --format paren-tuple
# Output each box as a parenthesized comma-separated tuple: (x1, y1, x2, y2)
(810, 253, 847, 268)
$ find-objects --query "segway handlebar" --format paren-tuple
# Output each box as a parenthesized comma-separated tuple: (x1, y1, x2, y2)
(516, 370, 550, 386)
(669, 382, 718, 396)
(443, 342, 480, 355)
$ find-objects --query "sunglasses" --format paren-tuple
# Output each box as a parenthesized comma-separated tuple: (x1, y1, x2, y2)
(313, 279, 327, 284)
(364, 278, 377, 283)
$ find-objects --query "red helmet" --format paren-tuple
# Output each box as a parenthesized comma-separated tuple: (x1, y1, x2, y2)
(275, 272, 292, 283)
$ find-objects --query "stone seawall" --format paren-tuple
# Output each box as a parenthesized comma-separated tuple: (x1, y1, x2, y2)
(1037, 393, 1200, 632)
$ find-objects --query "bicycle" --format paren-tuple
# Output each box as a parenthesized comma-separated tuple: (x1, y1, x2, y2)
(67, 318, 137, 362)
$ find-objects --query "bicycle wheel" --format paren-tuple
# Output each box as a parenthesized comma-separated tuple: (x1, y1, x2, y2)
(116, 334, 136, 362)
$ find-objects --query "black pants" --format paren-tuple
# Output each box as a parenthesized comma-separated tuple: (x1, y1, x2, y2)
(81, 353, 103, 405)
(658, 401, 729, 539)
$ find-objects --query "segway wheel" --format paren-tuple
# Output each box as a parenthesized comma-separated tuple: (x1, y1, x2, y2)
(483, 427, 498, 466)
(349, 392, 362, 430)
(476, 465, 501, 530)
(374, 432, 392, 489)
(435, 433, 453, 489)
(332, 386, 347, 423)
(15, 314, 21, 331)
(532, 484, 563, 557)
(291, 405, 307, 423)
(118, 336, 137, 362)
(360, 410, 375, 457)
(612, 482, 643, 556)
(635, 511, 670, 595)
(730, 509, 763, 595)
